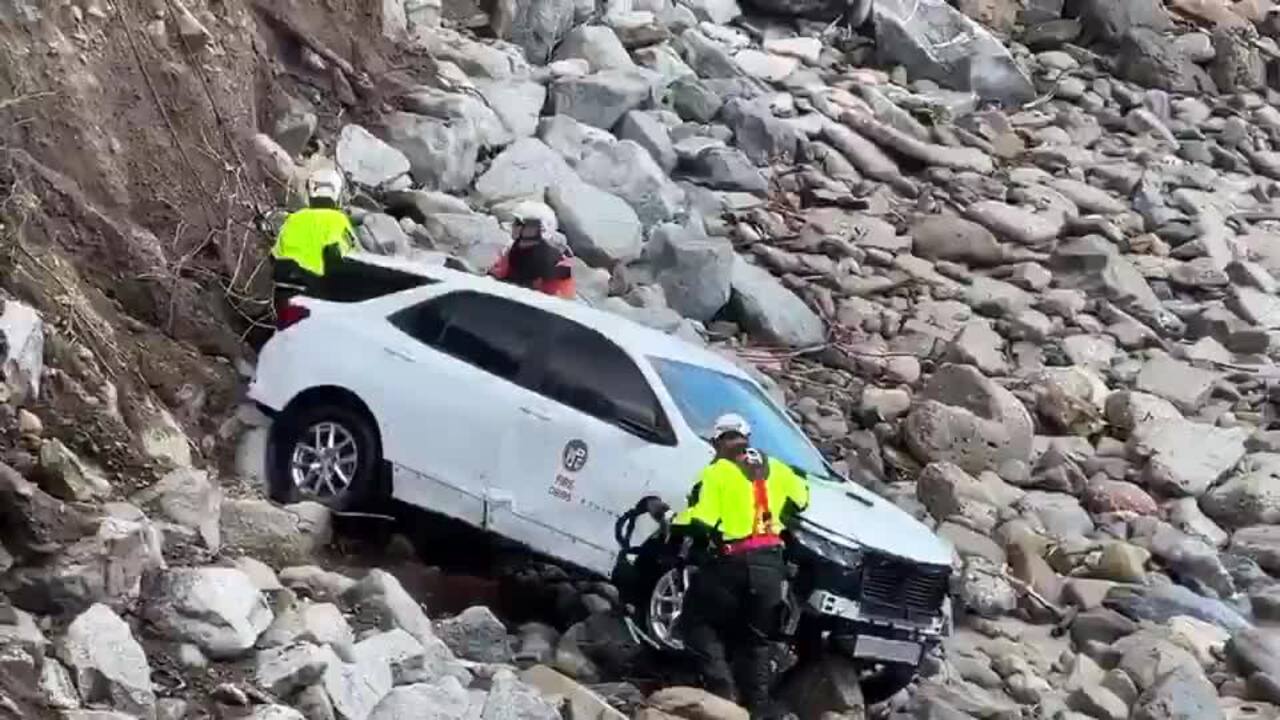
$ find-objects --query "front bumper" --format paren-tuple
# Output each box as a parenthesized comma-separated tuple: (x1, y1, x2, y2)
(806, 589, 949, 665)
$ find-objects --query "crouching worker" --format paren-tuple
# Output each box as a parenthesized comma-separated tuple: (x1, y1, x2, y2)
(674, 413, 810, 720)
(271, 167, 355, 310)
(489, 201, 575, 299)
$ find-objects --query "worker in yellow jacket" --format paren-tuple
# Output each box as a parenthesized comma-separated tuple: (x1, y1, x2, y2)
(271, 167, 355, 309)
(674, 413, 810, 718)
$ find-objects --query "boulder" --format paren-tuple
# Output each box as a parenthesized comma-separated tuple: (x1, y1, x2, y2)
(342, 570, 434, 645)
(58, 604, 155, 718)
(904, 364, 1035, 476)
(0, 299, 45, 404)
(648, 221, 734, 322)
(4, 513, 165, 616)
(473, 79, 547, 141)
(381, 112, 481, 193)
(681, 0, 742, 24)
(336, 125, 411, 188)
(36, 439, 111, 502)
(499, 0, 576, 64)
(1201, 454, 1280, 529)
(730, 256, 825, 348)
(131, 468, 222, 552)
(1051, 235, 1163, 318)
(1231, 525, 1280, 574)
(1115, 28, 1210, 94)
(482, 669, 561, 720)
(720, 98, 805, 166)
(575, 140, 685, 226)
(355, 628, 469, 687)
(370, 677, 471, 720)
(872, 0, 1034, 105)
(1132, 665, 1222, 720)
(1132, 420, 1247, 497)
(358, 213, 412, 256)
(141, 567, 273, 659)
(255, 642, 333, 697)
(1015, 491, 1095, 540)
(911, 215, 1004, 266)
(260, 601, 354, 650)
(547, 182, 643, 267)
(554, 25, 635, 71)
(421, 213, 513, 271)
(617, 111, 678, 173)
(219, 499, 332, 567)
(435, 606, 512, 664)
(916, 462, 1000, 534)
(319, 644, 394, 720)
(474, 138, 579, 206)
(520, 665, 627, 720)
(1068, 0, 1169, 43)
(649, 687, 749, 720)
(548, 70, 656, 130)
(1134, 355, 1221, 414)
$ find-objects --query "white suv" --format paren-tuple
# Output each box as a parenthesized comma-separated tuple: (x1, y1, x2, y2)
(248, 252, 954, 701)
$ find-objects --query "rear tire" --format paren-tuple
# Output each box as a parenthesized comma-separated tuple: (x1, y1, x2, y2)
(270, 400, 382, 512)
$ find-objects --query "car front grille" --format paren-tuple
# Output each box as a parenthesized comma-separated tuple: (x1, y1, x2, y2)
(859, 553, 950, 622)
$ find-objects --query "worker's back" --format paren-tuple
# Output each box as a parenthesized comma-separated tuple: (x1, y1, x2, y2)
(273, 207, 354, 276)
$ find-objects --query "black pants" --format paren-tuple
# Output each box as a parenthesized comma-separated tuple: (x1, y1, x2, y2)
(679, 547, 786, 713)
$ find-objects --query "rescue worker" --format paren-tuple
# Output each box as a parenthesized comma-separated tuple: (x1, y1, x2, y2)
(674, 413, 810, 719)
(271, 167, 355, 308)
(489, 201, 575, 299)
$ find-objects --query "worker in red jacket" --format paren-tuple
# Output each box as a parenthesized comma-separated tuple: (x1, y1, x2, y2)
(489, 201, 576, 299)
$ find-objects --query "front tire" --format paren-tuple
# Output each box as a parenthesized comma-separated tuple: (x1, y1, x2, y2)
(270, 400, 382, 511)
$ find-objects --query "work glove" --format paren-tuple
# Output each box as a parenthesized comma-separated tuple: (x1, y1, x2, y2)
(642, 496, 670, 521)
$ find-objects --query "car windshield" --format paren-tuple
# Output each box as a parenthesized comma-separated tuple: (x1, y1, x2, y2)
(650, 357, 834, 482)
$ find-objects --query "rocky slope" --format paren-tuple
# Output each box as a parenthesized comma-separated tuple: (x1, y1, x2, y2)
(8, 0, 1280, 718)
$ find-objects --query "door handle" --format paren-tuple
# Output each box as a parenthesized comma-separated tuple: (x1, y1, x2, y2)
(520, 406, 552, 422)
(382, 346, 415, 362)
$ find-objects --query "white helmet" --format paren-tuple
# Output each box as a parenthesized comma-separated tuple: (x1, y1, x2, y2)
(307, 167, 344, 203)
(712, 413, 751, 440)
(510, 200, 557, 240)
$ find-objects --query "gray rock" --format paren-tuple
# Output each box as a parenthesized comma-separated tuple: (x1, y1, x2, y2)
(669, 77, 724, 123)
(400, 88, 511, 150)
(342, 570, 433, 645)
(36, 439, 111, 502)
(1115, 28, 1208, 94)
(435, 606, 512, 664)
(4, 513, 164, 616)
(336, 125, 411, 188)
(482, 669, 561, 720)
(547, 181, 643, 267)
(473, 138, 578, 206)
(685, 146, 768, 192)
(916, 462, 1000, 534)
(1132, 665, 1222, 720)
(255, 642, 333, 697)
(680, 0, 742, 23)
(1016, 490, 1094, 539)
(357, 214, 412, 256)
(382, 190, 472, 222)
(873, 0, 1035, 105)
(506, 0, 576, 64)
(273, 95, 317, 157)
(58, 604, 155, 718)
(40, 657, 79, 710)
(947, 321, 1009, 376)
(1227, 627, 1280, 679)
(730, 256, 825, 348)
(1106, 580, 1250, 634)
(260, 602, 354, 650)
(1134, 419, 1247, 497)
(1231, 525, 1280, 574)
(0, 299, 43, 404)
(1134, 354, 1222, 414)
(554, 25, 635, 71)
(1201, 454, 1280, 529)
(677, 28, 741, 80)
(576, 140, 685, 226)
(548, 70, 656, 130)
(142, 567, 273, 659)
(1228, 286, 1280, 329)
(617, 111, 677, 173)
(911, 215, 1004, 266)
(380, 112, 481, 193)
(720, 98, 805, 166)
(319, 643, 394, 720)
(904, 364, 1035, 477)
(354, 628, 469, 687)
(538, 114, 617, 165)
(219, 499, 332, 567)
(252, 707, 309, 720)
(966, 201, 1064, 248)
(1210, 24, 1265, 93)
(1165, 497, 1229, 548)
(1146, 523, 1235, 598)
(370, 677, 471, 720)
(648, 221, 733, 322)
(473, 79, 547, 141)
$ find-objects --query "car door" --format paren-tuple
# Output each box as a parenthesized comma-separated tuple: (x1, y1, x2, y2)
(381, 290, 553, 527)
(493, 317, 684, 576)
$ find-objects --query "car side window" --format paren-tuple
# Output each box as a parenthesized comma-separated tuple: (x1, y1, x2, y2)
(390, 292, 549, 382)
(539, 322, 675, 445)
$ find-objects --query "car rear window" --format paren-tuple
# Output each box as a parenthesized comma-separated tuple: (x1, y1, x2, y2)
(651, 357, 833, 481)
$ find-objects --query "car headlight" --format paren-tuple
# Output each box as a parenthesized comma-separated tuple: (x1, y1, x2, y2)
(791, 526, 864, 569)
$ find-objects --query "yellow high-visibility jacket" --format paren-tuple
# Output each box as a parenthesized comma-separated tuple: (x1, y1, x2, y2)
(271, 208, 355, 276)
(674, 452, 810, 543)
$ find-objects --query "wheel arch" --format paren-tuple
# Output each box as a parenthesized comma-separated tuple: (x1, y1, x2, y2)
(272, 385, 390, 496)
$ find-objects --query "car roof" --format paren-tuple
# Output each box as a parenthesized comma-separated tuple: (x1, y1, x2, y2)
(349, 251, 754, 381)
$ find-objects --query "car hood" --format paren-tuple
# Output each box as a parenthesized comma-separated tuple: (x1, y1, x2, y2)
(797, 478, 954, 567)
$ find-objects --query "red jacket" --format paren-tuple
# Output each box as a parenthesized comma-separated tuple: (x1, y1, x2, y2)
(490, 250, 576, 299)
